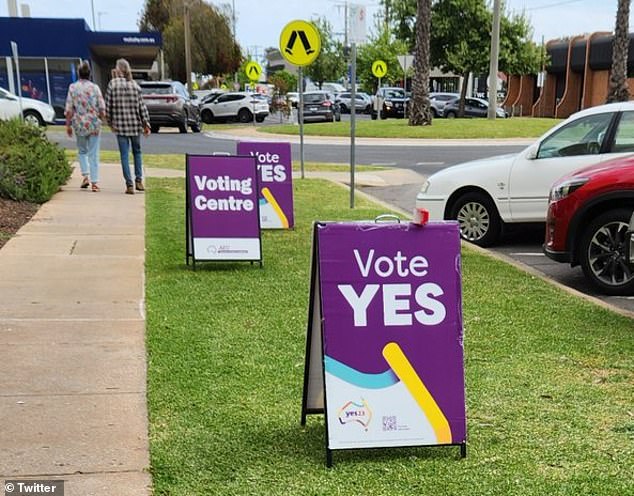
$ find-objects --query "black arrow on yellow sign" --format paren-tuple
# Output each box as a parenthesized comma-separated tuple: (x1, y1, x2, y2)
(249, 66, 259, 76)
(285, 30, 315, 56)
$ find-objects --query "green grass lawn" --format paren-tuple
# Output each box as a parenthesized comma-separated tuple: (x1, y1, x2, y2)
(259, 117, 560, 139)
(145, 177, 633, 496)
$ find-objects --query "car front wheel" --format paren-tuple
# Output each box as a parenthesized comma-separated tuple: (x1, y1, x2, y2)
(238, 108, 252, 123)
(23, 110, 44, 127)
(450, 192, 501, 247)
(579, 208, 634, 295)
(201, 109, 214, 124)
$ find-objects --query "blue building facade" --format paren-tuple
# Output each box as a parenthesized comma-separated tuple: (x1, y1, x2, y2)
(0, 17, 161, 118)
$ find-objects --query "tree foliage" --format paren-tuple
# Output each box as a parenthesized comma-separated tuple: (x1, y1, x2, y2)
(268, 70, 298, 95)
(383, 0, 542, 75)
(357, 22, 409, 92)
(139, 0, 241, 83)
(303, 18, 346, 89)
(381, 0, 418, 51)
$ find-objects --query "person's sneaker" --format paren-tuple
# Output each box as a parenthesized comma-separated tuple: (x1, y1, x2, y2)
(80, 176, 90, 189)
(135, 179, 145, 191)
(125, 185, 134, 195)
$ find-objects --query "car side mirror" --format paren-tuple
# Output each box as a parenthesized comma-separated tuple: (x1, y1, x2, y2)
(525, 144, 539, 160)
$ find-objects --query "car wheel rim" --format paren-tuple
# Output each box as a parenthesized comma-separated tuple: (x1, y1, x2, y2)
(587, 220, 633, 287)
(24, 114, 39, 126)
(456, 202, 490, 241)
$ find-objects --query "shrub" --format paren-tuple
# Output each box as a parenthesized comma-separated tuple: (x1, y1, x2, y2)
(0, 118, 71, 203)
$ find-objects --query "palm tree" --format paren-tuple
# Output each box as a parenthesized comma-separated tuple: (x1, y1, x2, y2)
(409, 0, 433, 125)
(606, 0, 631, 103)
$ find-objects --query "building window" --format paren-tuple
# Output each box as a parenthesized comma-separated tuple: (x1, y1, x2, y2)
(16, 58, 49, 103)
(47, 58, 81, 118)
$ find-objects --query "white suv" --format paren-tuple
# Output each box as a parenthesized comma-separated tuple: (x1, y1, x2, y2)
(0, 86, 56, 126)
(200, 92, 269, 123)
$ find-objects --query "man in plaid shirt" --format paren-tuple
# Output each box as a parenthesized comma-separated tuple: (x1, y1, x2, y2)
(105, 58, 151, 195)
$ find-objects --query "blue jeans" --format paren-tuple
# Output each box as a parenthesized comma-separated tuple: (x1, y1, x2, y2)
(76, 133, 100, 183)
(116, 134, 143, 186)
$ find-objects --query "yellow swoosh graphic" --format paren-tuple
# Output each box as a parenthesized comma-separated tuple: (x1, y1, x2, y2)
(261, 187, 289, 228)
(382, 342, 452, 444)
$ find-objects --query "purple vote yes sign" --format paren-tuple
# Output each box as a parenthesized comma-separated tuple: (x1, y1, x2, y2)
(187, 155, 260, 261)
(317, 221, 466, 450)
(237, 141, 294, 229)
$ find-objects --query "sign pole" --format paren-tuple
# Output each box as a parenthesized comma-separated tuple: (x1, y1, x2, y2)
(299, 66, 305, 179)
(349, 43, 357, 209)
(378, 76, 381, 120)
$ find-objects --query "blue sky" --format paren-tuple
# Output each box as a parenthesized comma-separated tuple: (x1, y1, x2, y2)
(1, 0, 631, 57)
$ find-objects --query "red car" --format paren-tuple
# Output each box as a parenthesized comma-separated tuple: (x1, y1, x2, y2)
(544, 155, 634, 295)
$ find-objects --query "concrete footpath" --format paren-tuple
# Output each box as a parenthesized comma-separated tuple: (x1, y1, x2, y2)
(0, 164, 150, 495)
(0, 162, 422, 495)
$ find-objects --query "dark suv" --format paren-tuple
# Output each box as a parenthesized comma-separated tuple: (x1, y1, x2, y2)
(544, 155, 634, 295)
(371, 87, 408, 119)
(138, 81, 201, 133)
(301, 91, 341, 123)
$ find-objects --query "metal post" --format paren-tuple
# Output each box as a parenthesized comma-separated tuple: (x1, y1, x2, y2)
(184, 1, 193, 94)
(91, 0, 96, 30)
(378, 76, 382, 120)
(10, 42, 23, 121)
(299, 67, 305, 179)
(350, 43, 357, 209)
(487, 0, 501, 119)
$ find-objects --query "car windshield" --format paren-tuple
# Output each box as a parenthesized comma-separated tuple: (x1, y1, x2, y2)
(385, 89, 405, 99)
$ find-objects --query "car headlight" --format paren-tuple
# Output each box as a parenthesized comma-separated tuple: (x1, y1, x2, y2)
(549, 177, 589, 201)
(419, 179, 431, 194)
(384, 101, 393, 108)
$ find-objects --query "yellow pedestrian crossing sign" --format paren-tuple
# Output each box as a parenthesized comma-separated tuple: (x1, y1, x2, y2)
(279, 20, 321, 66)
(245, 61, 262, 81)
(372, 60, 387, 78)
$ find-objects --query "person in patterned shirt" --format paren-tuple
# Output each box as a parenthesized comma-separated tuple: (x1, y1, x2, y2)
(105, 58, 151, 195)
(65, 61, 106, 192)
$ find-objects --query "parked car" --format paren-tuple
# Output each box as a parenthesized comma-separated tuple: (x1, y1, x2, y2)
(301, 91, 341, 123)
(336, 92, 372, 113)
(0, 86, 55, 126)
(200, 91, 269, 123)
(544, 155, 634, 295)
(442, 96, 507, 119)
(138, 81, 201, 133)
(429, 92, 460, 117)
(415, 101, 634, 246)
(371, 87, 408, 119)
